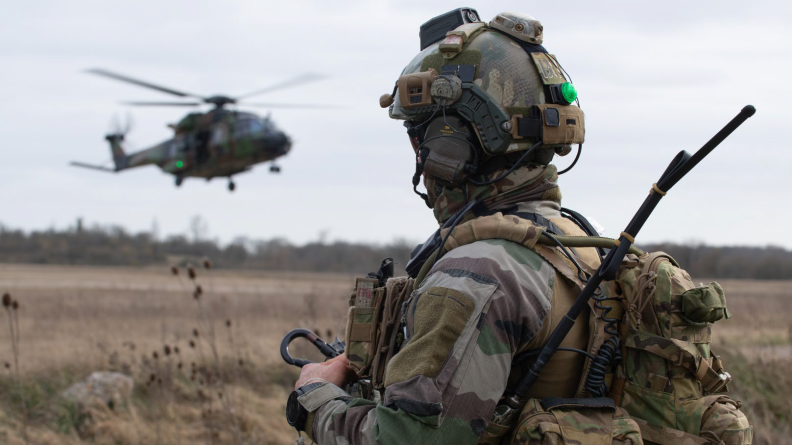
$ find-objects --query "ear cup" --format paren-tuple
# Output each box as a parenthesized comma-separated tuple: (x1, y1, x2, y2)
(421, 116, 477, 186)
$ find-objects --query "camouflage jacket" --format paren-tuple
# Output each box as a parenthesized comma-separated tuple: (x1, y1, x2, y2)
(298, 201, 596, 444)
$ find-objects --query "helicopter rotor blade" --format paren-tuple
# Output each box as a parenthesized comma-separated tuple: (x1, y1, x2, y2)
(240, 102, 340, 109)
(122, 101, 203, 107)
(235, 73, 328, 100)
(86, 68, 204, 99)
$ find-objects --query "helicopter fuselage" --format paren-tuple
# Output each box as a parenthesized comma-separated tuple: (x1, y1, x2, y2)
(112, 109, 291, 182)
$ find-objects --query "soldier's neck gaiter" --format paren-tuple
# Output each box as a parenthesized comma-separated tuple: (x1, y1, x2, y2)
(427, 164, 562, 225)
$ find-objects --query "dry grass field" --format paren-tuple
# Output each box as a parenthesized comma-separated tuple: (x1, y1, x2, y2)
(0, 263, 790, 444)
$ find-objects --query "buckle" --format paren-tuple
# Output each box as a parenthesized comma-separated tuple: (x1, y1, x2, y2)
(705, 371, 731, 394)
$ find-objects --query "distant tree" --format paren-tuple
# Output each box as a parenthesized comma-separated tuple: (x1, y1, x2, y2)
(189, 215, 209, 242)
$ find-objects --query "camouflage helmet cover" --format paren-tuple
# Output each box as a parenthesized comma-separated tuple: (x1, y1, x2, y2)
(389, 13, 578, 156)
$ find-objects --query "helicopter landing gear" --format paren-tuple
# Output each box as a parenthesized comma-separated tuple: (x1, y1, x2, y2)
(270, 164, 281, 173)
(175, 175, 183, 187)
(228, 178, 236, 192)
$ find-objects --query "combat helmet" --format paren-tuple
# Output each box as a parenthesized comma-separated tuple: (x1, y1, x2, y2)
(380, 9, 585, 208)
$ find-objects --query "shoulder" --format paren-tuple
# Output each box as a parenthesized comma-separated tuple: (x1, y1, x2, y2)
(421, 240, 555, 311)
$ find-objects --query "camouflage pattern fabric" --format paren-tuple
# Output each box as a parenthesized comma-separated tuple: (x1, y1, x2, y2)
(613, 253, 753, 444)
(511, 398, 642, 445)
(298, 191, 599, 444)
(429, 163, 562, 225)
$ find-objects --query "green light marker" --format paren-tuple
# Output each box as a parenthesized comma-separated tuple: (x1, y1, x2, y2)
(561, 82, 577, 103)
(176, 161, 183, 168)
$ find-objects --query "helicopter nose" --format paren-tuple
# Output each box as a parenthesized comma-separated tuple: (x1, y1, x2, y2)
(280, 133, 292, 154)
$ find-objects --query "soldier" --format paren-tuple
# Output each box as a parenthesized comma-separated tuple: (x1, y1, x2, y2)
(286, 8, 757, 444)
(285, 10, 603, 444)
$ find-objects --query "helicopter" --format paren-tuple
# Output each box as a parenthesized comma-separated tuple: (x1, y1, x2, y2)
(71, 68, 328, 191)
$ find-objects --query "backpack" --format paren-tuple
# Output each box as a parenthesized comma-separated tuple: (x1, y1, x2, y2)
(405, 210, 752, 445)
(606, 252, 752, 445)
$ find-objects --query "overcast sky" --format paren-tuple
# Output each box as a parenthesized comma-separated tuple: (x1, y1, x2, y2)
(1, 1, 790, 248)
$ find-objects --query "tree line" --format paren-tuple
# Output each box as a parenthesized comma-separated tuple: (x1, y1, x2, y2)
(0, 223, 790, 279)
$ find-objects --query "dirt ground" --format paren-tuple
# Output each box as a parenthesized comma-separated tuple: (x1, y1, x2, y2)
(0, 264, 790, 444)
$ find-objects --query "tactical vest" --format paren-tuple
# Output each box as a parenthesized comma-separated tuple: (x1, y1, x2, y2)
(345, 211, 752, 445)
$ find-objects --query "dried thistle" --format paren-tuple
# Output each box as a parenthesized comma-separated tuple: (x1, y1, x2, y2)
(149, 373, 156, 383)
(193, 328, 199, 337)
(152, 351, 159, 360)
(188, 266, 196, 280)
(203, 259, 212, 269)
(170, 266, 179, 276)
(163, 345, 171, 356)
(193, 285, 202, 300)
(174, 346, 180, 355)
(11, 301, 18, 311)
(1, 293, 10, 308)
(218, 391, 223, 399)
(4, 362, 9, 369)
(189, 340, 196, 348)
(326, 328, 333, 339)
(177, 362, 183, 370)
(225, 319, 231, 328)
(238, 359, 244, 367)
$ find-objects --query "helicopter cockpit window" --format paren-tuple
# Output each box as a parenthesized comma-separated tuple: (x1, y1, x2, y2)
(248, 119, 265, 134)
(235, 118, 265, 137)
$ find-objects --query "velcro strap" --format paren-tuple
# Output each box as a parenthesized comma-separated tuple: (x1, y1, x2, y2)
(631, 417, 712, 445)
(297, 381, 352, 412)
(537, 422, 562, 436)
(517, 115, 542, 139)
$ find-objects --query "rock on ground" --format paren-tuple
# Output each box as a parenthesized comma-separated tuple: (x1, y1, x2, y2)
(62, 371, 134, 409)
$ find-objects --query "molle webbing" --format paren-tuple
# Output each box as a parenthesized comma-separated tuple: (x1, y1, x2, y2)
(624, 329, 731, 394)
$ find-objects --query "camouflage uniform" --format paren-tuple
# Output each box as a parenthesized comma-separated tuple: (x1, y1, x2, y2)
(293, 9, 752, 445)
(295, 10, 600, 445)
(297, 164, 599, 444)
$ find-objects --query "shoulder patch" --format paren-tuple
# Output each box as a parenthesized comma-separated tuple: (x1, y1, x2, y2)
(385, 286, 475, 385)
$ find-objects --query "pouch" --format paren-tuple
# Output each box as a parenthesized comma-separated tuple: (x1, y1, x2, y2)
(509, 398, 642, 445)
(680, 282, 730, 326)
(345, 278, 385, 376)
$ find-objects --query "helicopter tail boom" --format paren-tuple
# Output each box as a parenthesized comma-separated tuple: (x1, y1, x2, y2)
(105, 134, 129, 170)
(69, 161, 117, 173)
